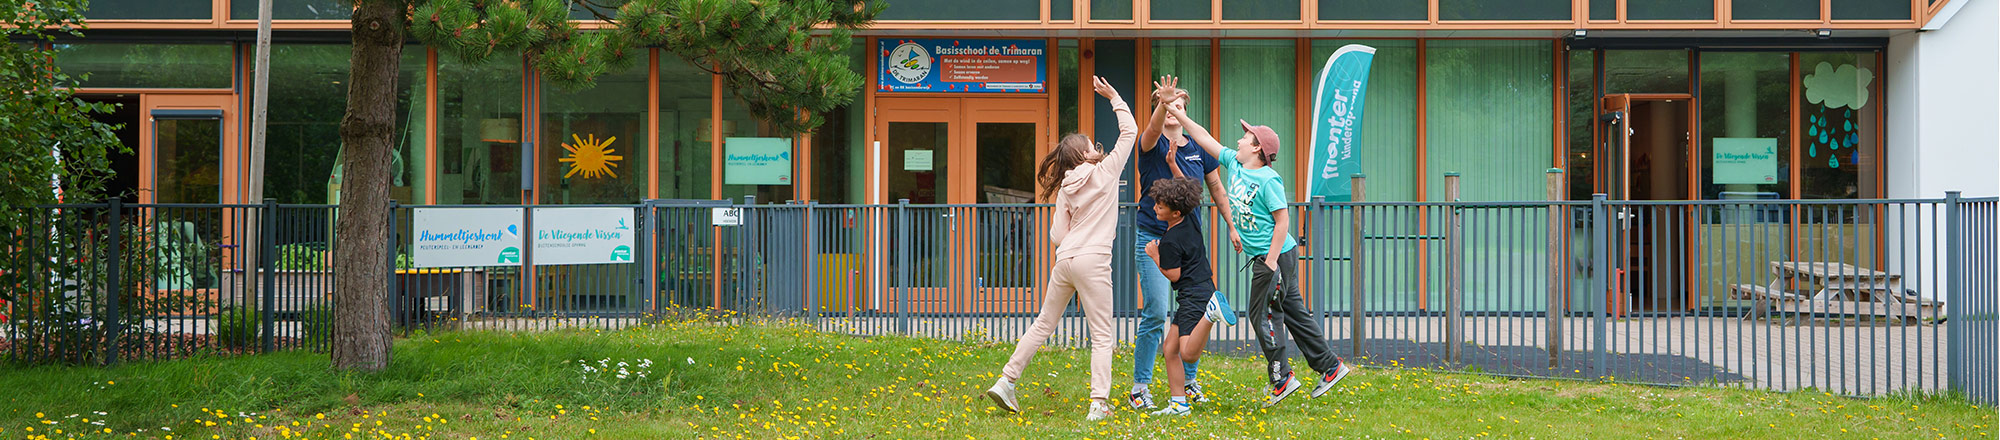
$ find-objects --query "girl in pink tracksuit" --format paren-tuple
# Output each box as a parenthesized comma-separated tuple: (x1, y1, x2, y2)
(984, 76, 1137, 422)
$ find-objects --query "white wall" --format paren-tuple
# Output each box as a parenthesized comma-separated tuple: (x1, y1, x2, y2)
(1888, 0, 2000, 200)
(1885, 0, 1999, 302)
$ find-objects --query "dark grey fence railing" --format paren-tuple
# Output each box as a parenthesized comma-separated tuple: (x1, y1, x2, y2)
(4, 192, 1994, 405)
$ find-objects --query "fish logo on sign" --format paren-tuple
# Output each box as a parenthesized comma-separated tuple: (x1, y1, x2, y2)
(887, 42, 932, 84)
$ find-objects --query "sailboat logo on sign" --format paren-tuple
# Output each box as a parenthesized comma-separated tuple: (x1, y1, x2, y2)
(888, 42, 932, 84)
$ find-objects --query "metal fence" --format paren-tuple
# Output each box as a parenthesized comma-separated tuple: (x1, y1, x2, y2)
(4, 193, 1994, 405)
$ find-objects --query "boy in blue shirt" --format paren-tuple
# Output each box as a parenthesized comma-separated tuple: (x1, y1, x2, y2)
(1160, 83, 1359, 408)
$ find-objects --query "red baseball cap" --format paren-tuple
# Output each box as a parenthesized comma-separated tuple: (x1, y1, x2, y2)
(1239, 120, 1281, 161)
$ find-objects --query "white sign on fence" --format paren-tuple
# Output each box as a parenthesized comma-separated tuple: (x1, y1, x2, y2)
(412, 207, 525, 268)
(712, 207, 742, 226)
(530, 207, 637, 266)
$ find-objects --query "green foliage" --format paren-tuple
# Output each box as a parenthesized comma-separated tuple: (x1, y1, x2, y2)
(277, 243, 333, 272)
(215, 306, 262, 349)
(407, 0, 884, 135)
(0, 0, 128, 305)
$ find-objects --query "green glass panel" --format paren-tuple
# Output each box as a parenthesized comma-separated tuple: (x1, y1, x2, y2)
(1629, 0, 1716, 20)
(1320, 0, 1426, 20)
(231, 0, 352, 20)
(1425, 40, 1554, 202)
(1832, 0, 1910, 20)
(1734, 0, 1819, 20)
(1590, 0, 1615, 20)
(541, 64, 649, 204)
(660, 57, 719, 201)
(438, 54, 525, 205)
(1153, 0, 1211, 20)
(83, 0, 212, 20)
(1149, 39, 1211, 131)
(1220, 40, 1297, 191)
(1567, 49, 1593, 200)
(251, 45, 425, 205)
(1798, 52, 1879, 200)
(155, 118, 222, 204)
(1437, 0, 1568, 20)
(880, 0, 1040, 20)
(1603, 50, 1689, 93)
(1223, 0, 1300, 20)
(568, 0, 623, 20)
(1094, 0, 1134, 20)
(1053, 0, 1074, 20)
(54, 43, 232, 89)
(1059, 40, 1080, 137)
(1697, 52, 1790, 200)
(809, 40, 866, 204)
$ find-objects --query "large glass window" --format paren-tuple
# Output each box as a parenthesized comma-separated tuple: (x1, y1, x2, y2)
(1219, 39, 1298, 194)
(1152, 0, 1210, 20)
(1312, 39, 1420, 202)
(659, 58, 716, 201)
(1799, 52, 1879, 199)
(1321, 0, 1426, 20)
(541, 65, 649, 204)
(1589, 0, 1615, 20)
(807, 41, 867, 205)
(1437, 0, 1568, 20)
(719, 100, 795, 203)
(231, 0, 351, 20)
(437, 54, 524, 205)
(1603, 50, 1689, 94)
(880, 0, 1040, 20)
(256, 45, 426, 205)
(83, 0, 211, 20)
(1224, 0, 1300, 20)
(1425, 40, 1554, 202)
(1052, 0, 1074, 20)
(1149, 39, 1211, 130)
(1629, 0, 1715, 20)
(1058, 40, 1080, 137)
(155, 117, 223, 204)
(1698, 52, 1790, 201)
(1734, 0, 1819, 20)
(54, 43, 232, 89)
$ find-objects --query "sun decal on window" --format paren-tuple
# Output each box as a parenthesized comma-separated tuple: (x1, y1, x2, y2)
(560, 133, 623, 179)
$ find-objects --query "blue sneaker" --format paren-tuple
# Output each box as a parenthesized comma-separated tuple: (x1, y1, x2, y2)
(1204, 292, 1238, 326)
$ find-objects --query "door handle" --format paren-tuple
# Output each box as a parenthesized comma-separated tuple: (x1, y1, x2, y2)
(941, 213, 956, 232)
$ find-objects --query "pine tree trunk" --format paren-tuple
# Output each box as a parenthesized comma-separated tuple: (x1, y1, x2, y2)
(332, 0, 405, 372)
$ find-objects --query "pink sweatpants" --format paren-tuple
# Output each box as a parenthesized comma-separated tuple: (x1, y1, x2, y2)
(999, 252, 1117, 400)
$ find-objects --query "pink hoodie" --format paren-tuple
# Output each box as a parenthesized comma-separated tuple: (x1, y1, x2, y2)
(1051, 98, 1138, 260)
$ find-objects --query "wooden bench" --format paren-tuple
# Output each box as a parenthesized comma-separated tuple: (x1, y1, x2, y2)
(1731, 283, 1936, 325)
(1731, 284, 1808, 321)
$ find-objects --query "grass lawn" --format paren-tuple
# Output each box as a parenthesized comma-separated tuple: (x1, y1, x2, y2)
(0, 320, 1991, 439)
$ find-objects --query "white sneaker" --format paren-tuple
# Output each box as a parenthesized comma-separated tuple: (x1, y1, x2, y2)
(984, 377, 1020, 413)
(1128, 387, 1156, 410)
(1185, 381, 1209, 403)
(1085, 400, 1115, 421)
(1148, 400, 1191, 416)
(1311, 362, 1359, 398)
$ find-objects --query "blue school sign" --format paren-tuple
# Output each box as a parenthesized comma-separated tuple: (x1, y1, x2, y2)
(879, 38, 1047, 93)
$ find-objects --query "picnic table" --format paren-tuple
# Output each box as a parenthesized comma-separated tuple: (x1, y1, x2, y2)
(1730, 261, 1939, 325)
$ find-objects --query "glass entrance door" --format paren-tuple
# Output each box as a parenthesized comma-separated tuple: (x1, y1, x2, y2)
(1599, 94, 1697, 313)
(140, 94, 235, 290)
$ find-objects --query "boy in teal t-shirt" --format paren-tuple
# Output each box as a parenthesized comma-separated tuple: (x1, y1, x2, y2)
(1159, 83, 1358, 408)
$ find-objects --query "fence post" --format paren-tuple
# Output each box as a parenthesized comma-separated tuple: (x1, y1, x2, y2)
(261, 199, 278, 353)
(1444, 172, 1462, 364)
(805, 201, 819, 322)
(1308, 196, 1324, 320)
(1944, 191, 1962, 395)
(742, 195, 757, 314)
(1349, 174, 1366, 358)
(103, 197, 123, 366)
(897, 199, 911, 336)
(1545, 169, 1564, 369)
(640, 200, 658, 319)
(1590, 193, 1609, 378)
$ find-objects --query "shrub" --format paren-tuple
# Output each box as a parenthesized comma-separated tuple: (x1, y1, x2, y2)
(276, 243, 330, 272)
(215, 306, 261, 349)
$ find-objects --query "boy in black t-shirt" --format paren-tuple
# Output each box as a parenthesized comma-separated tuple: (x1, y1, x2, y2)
(1142, 177, 1238, 417)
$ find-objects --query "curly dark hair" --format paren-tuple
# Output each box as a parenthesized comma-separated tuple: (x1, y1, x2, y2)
(1148, 178, 1204, 217)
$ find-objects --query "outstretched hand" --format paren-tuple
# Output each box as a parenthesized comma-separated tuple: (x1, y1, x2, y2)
(1151, 76, 1181, 104)
(1092, 76, 1121, 101)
